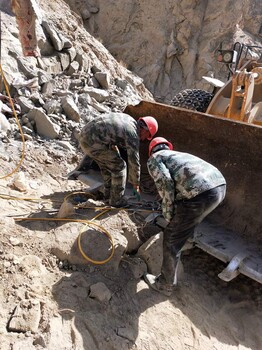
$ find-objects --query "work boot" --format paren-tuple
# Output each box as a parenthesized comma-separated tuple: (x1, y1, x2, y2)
(103, 188, 111, 201)
(103, 187, 110, 204)
(89, 189, 104, 201)
(109, 197, 129, 208)
(144, 273, 174, 297)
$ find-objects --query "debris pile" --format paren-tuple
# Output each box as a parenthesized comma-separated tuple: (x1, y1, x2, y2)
(0, 0, 153, 145)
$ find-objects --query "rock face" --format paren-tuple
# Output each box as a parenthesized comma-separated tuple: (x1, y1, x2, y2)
(74, 0, 262, 102)
(3, 0, 262, 106)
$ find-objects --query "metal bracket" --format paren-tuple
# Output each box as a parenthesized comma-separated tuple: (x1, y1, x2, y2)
(218, 252, 247, 282)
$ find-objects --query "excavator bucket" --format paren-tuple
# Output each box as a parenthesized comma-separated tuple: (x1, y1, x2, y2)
(125, 100, 262, 284)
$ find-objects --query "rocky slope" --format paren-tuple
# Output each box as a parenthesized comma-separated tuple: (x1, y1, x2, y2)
(68, 0, 262, 102)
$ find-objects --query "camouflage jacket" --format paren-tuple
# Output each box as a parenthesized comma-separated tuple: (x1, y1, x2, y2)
(80, 112, 140, 185)
(147, 150, 226, 222)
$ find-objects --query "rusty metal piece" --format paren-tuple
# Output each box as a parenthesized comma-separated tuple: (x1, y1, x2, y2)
(11, 0, 39, 57)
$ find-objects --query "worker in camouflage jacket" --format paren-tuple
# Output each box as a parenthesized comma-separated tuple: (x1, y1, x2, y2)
(144, 137, 226, 296)
(79, 112, 158, 207)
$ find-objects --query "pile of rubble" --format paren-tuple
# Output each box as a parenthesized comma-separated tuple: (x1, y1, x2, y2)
(0, 0, 153, 145)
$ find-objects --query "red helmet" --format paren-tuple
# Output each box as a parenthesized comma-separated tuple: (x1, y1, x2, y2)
(149, 137, 173, 156)
(138, 116, 158, 140)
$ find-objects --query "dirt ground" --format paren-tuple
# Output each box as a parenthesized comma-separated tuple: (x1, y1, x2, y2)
(0, 141, 262, 350)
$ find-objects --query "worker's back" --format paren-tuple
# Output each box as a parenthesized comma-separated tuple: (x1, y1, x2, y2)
(80, 112, 138, 147)
(147, 150, 226, 200)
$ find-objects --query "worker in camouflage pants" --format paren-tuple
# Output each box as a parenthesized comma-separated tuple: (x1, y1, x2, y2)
(144, 137, 226, 296)
(79, 112, 158, 207)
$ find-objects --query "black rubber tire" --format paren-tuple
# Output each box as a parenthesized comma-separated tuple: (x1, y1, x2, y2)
(170, 89, 214, 113)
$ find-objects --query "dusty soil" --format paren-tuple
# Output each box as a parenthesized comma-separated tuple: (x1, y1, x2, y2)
(0, 140, 261, 350)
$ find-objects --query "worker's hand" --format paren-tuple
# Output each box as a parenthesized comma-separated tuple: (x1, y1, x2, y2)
(132, 184, 141, 201)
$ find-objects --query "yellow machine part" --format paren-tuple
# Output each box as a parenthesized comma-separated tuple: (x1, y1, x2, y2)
(206, 61, 262, 126)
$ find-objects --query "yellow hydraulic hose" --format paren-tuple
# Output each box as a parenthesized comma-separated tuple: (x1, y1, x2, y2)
(0, 64, 25, 179)
(64, 191, 95, 202)
(3, 190, 159, 264)
(0, 193, 62, 203)
(1, 190, 115, 264)
(15, 216, 115, 265)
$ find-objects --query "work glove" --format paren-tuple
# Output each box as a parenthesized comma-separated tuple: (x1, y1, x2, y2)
(132, 184, 141, 201)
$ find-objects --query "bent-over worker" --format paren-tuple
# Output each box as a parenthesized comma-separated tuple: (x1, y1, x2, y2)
(144, 137, 226, 296)
(79, 112, 158, 207)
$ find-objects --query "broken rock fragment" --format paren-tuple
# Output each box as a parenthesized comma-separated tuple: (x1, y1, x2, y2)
(16, 96, 36, 114)
(41, 21, 64, 51)
(83, 86, 109, 103)
(0, 113, 11, 132)
(94, 71, 110, 89)
(61, 96, 80, 122)
(66, 61, 80, 75)
(12, 171, 29, 192)
(57, 200, 75, 218)
(8, 299, 41, 333)
(27, 108, 60, 139)
(136, 232, 163, 276)
(89, 282, 112, 302)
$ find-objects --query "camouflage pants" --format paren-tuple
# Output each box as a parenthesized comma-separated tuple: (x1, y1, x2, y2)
(160, 184, 226, 286)
(80, 140, 127, 204)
